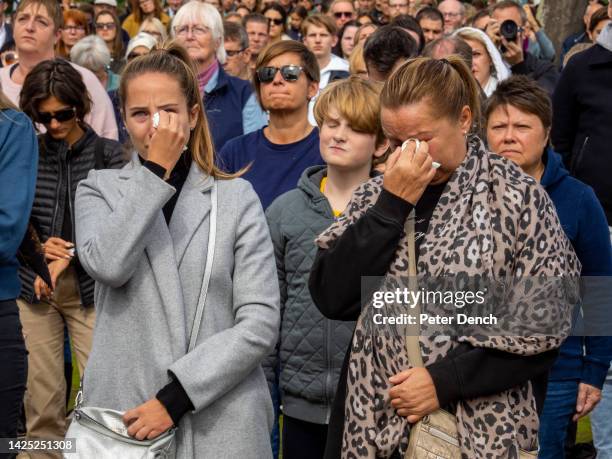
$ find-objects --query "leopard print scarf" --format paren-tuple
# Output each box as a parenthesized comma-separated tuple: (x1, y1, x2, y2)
(316, 136, 581, 458)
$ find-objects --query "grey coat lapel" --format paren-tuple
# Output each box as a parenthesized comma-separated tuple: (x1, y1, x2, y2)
(169, 162, 213, 267)
(118, 157, 188, 358)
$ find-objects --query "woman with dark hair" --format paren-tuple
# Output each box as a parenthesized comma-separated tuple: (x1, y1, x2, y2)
(485, 75, 612, 459)
(122, 0, 170, 38)
(263, 3, 290, 43)
(56, 9, 90, 59)
(309, 57, 580, 458)
(70, 41, 280, 456)
(95, 10, 126, 74)
(334, 19, 360, 59)
(0, 90, 38, 453)
(288, 5, 308, 41)
(17, 58, 124, 447)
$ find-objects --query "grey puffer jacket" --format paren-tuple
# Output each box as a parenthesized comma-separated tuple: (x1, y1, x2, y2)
(264, 165, 355, 424)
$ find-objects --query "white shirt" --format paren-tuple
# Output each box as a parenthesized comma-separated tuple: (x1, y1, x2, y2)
(308, 53, 349, 126)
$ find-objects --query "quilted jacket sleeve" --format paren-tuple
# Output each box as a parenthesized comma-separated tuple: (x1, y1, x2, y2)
(262, 201, 287, 390)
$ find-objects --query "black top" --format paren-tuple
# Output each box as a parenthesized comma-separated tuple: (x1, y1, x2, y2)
(308, 185, 558, 459)
(140, 153, 196, 425)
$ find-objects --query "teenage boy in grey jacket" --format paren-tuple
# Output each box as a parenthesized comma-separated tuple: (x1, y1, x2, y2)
(264, 77, 388, 459)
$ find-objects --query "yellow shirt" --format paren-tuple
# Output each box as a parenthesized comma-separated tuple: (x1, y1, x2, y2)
(320, 177, 342, 217)
(122, 12, 171, 38)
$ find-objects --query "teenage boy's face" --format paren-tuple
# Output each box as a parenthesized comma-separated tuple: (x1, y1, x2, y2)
(14, 4, 58, 55)
(258, 52, 318, 113)
(320, 107, 382, 171)
(303, 24, 337, 60)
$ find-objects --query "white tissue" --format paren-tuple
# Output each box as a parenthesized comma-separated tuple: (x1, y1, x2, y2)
(401, 138, 441, 169)
(152, 112, 160, 129)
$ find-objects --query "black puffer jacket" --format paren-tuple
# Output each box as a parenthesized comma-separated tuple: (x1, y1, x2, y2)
(18, 125, 125, 306)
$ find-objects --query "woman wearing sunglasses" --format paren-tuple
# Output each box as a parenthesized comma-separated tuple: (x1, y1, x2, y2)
(262, 4, 290, 44)
(16, 58, 124, 448)
(171, 1, 267, 152)
(218, 40, 324, 210)
(95, 10, 126, 74)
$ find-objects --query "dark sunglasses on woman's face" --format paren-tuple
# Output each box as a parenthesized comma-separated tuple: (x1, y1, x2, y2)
(267, 17, 284, 26)
(96, 22, 116, 30)
(36, 107, 76, 124)
(257, 65, 304, 83)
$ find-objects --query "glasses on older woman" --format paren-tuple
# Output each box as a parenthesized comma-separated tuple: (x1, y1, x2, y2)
(173, 24, 210, 37)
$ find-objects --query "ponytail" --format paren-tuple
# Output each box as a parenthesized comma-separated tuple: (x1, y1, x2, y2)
(381, 56, 481, 134)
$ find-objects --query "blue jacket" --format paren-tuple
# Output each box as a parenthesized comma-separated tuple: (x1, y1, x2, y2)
(204, 66, 266, 152)
(0, 109, 38, 301)
(542, 148, 612, 387)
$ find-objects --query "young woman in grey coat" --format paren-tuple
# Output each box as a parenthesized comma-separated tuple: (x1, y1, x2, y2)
(73, 42, 280, 458)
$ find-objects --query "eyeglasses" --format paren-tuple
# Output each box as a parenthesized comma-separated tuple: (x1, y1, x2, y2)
(36, 107, 76, 124)
(63, 25, 85, 32)
(226, 48, 245, 57)
(257, 65, 304, 83)
(333, 11, 353, 18)
(267, 17, 284, 26)
(95, 22, 116, 30)
(173, 24, 210, 37)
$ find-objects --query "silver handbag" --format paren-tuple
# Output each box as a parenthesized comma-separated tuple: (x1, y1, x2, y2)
(64, 180, 218, 459)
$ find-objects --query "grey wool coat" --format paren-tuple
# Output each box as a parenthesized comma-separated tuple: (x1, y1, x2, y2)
(74, 156, 280, 458)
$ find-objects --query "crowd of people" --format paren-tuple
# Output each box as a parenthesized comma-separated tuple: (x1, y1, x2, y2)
(0, 0, 611, 458)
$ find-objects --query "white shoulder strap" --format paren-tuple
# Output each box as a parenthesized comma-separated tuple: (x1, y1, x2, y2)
(188, 179, 218, 352)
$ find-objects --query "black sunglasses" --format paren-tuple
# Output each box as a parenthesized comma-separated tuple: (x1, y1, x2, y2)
(333, 11, 353, 18)
(267, 17, 284, 25)
(257, 65, 304, 83)
(36, 107, 76, 124)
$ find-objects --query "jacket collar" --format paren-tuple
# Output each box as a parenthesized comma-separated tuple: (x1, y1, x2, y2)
(205, 65, 229, 94)
(41, 123, 96, 159)
(588, 42, 612, 66)
(119, 153, 214, 267)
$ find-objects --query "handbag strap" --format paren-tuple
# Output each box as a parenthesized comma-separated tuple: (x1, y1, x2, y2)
(405, 211, 424, 368)
(187, 179, 217, 352)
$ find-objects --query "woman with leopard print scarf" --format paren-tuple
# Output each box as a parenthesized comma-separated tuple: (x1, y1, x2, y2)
(309, 57, 581, 459)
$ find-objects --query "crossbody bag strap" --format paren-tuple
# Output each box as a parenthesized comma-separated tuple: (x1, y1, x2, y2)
(188, 179, 218, 352)
(405, 210, 424, 368)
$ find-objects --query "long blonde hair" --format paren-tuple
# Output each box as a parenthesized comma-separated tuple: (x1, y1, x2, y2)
(118, 40, 234, 179)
